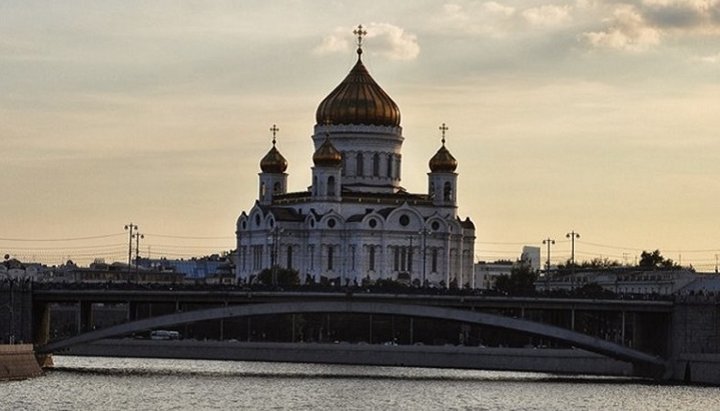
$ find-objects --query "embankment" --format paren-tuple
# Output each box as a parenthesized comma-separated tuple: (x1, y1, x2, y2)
(0, 344, 43, 381)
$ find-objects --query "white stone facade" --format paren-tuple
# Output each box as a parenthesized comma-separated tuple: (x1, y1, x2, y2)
(235, 49, 475, 287)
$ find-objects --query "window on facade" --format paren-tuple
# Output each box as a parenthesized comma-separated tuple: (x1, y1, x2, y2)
(351, 245, 356, 271)
(240, 246, 247, 271)
(444, 182, 453, 201)
(327, 176, 335, 196)
(286, 245, 293, 269)
(372, 153, 380, 177)
(356, 153, 364, 176)
(252, 246, 263, 270)
(369, 246, 375, 271)
(395, 156, 401, 179)
(394, 247, 400, 271)
(313, 176, 318, 196)
(431, 248, 438, 273)
(400, 247, 407, 271)
(327, 246, 334, 270)
(386, 155, 393, 178)
(261, 182, 266, 198)
(309, 245, 314, 270)
(273, 182, 281, 194)
(408, 248, 413, 272)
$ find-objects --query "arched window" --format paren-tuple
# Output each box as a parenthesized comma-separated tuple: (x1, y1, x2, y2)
(327, 246, 334, 270)
(327, 176, 336, 196)
(386, 155, 393, 178)
(273, 181, 281, 194)
(313, 176, 318, 196)
(431, 248, 438, 273)
(356, 153, 364, 176)
(372, 153, 380, 177)
(369, 246, 375, 271)
(443, 182, 453, 201)
(286, 245, 293, 269)
(260, 182, 266, 198)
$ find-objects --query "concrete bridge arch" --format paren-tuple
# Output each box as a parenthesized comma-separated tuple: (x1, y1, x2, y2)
(37, 301, 667, 376)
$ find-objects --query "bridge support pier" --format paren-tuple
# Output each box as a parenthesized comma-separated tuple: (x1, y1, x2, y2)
(127, 301, 138, 322)
(32, 302, 50, 347)
(79, 301, 93, 334)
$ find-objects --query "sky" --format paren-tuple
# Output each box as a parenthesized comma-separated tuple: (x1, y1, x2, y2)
(1, 0, 720, 270)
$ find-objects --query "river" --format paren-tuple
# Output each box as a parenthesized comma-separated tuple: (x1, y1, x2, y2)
(2, 356, 719, 410)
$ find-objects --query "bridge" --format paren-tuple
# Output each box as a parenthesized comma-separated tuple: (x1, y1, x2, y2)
(3, 284, 719, 383)
(36, 300, 668, 377)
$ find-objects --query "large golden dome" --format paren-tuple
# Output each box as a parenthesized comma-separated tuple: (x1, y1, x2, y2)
(316, 51, 401, 127)
(429, 144, 457, 173)
(260, 144, 288, 173)
(313, 138, 343, 167)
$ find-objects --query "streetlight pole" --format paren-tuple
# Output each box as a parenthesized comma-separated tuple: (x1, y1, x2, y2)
(134, 232, 144, 272)
(124, 223, 138, 271)
(566, 231, 580, 288)
(566, 231, 580, 267)
(542, 238, 555, 274)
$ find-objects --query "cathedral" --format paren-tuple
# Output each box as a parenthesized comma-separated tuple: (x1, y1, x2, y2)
(235, 27, 475, 287)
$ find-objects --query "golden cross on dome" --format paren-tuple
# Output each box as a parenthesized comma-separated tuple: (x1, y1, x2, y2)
(270, 124, 279, 146)
(353, 24, 367, 52)
(439, 123, 449, 145)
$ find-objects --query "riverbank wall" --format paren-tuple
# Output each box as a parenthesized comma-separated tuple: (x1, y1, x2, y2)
(59, 339, 633, 377)
(0, 344, 43, 381)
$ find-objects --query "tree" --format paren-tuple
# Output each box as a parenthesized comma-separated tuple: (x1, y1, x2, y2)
(638, 250, 679, 270)
(580, 257, 621, 269)
(257, 266, 300, 286)
(494, 264, 538, 295)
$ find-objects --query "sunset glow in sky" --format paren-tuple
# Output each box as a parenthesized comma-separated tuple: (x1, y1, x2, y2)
(2, 1, 720, 270)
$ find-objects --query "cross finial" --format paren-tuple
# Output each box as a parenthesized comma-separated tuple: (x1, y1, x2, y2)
(353, 24, 367, 55)
(270, 124, 279, 146)
(439, 123, 449, 145)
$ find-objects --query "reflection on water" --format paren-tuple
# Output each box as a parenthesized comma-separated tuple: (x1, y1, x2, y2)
(3, 356, 720, 411)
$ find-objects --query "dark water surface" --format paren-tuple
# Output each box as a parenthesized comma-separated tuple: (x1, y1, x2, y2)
(2, 356, 719, 410)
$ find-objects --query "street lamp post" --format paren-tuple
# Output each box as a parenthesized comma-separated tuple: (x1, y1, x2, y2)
(124, 223, 138, 272)
(566, 231, 580, 286)
(542, 238, 555, 274)
(566, 231, 580, 267)
(134, 232, 144, 272)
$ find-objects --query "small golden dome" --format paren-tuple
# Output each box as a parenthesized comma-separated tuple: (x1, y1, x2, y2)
(313, 138, 343, 167)
(430, 123, 457, 172)
(316, 52, 401, 127)
(260, 145, 288, 173)
(429, 145, 457, 172)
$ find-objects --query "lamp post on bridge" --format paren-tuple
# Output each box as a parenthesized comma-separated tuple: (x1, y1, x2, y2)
(566, 230, 580, 287)
(124, 223, 138, 272)
(542, 238, 555, 274)
(134, 232, 144, 273)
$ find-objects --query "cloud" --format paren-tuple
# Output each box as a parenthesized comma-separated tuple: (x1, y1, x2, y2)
(642, 0, 720, 29)
(313, 23, 419, 61)
(582, 0, 720, 52)
(694, 52, 720, 62)
(581, 5, 662, 51)
(522, 5, 572, 27)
